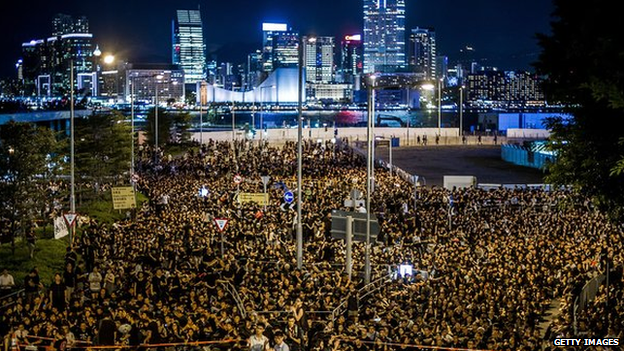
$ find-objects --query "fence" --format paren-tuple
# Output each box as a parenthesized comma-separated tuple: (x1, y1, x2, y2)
(572, 264, 623, 335)
(501, 143, 554, 169)
(330, 273, 392, 323)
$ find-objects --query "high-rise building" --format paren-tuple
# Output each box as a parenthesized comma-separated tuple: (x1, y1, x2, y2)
(466, 70, 545, 108)
(339, 34, 363, 84)
(52, 13, 89, 36)
(262, 23, 299, 73)
(409, 27, 436, 81)
(172, 9, 207, 85)
(22, 15, 94, 96)
(363, 0, 406, 73)
(303, 36, 334, 83)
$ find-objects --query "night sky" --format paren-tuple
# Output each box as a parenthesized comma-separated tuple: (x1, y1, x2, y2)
(0, 0, 554, 79)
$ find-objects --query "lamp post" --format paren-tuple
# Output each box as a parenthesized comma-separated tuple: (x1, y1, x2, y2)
(365, 74, 376, 284)
(459, 85, 464, 139)
(296, 37, 304, 270)
(438, 77, 442, 136)
(260, 85, 276, 145)
(69, 59, 75, 246)
(154, 74, 163, 151)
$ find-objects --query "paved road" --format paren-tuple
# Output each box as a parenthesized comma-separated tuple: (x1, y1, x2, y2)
(377, 145, 545, 187)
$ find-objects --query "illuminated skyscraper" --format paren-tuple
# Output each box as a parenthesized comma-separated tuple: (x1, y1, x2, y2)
(339, 34, 363, 84)
(303, 36, 334, 83)
(172, 9, 207, 85)
(262, 23, 299, 73)
(21, 14, 94, 96)
(409, 27, 436, 81)
(363, 0, 406, 73)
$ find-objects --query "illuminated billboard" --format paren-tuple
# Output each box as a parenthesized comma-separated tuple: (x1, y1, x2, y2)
(263, 22, 288, 31)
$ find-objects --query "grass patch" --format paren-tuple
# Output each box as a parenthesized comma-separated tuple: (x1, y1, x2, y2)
(1, 191, 148, 288)
(0, 237, 69, 287)
(78, 190, 149, 224)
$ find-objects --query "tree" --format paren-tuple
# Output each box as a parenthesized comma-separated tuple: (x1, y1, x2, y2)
(0, 121, 59, 251)
(74, 111, 131, 191)
(535, 0, 624, 218)
(145, 108, 192, 146)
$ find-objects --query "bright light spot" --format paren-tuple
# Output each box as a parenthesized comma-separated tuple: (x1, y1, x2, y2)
(421, 84, 435, 90)
(104, 55, 115, 65)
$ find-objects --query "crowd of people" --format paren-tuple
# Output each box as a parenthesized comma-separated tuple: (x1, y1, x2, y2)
(1, 138, 623, 351)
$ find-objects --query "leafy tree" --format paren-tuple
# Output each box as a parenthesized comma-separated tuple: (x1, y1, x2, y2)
(0, 122, 59, 250)
(145, 108, 192, 146)
(74, 111, 131, 189)
(535, 0, 624, 218)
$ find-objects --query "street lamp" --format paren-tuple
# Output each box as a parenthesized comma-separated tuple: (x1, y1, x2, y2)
(69, 59, 75, 246)
(365, 74, 377, 284)
(459, 85, 465, 138)
(260, 85, 276, 144)
(438, 77, 443, 136)
(154, 74, 164, 151)
(296, 37, 304, 270)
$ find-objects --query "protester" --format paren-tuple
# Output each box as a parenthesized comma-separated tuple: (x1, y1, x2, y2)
(1, 139, 622, 351)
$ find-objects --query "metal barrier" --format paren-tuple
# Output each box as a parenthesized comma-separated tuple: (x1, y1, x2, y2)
(330, 273, 392, 323)
(571, 264, 623, 335)
(0, 289, 24, 310)
(220, 281, 247, 319)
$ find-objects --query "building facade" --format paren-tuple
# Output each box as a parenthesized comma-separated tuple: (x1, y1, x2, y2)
(339, 35, 363, 85)
(409, 27, 436, 81)
(262, 23, 300, 74)
(363, 0, 406, 73)
(303, 36, 335, 83)
(124, 63, 185, 104)
(172, 9, 207, 85)
(466, 70, 546, 108)
(21, 14, 95, 97)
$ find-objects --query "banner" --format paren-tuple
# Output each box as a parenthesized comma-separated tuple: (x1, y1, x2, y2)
(54, 217, 69, 239)
(112, 187, 136, 210)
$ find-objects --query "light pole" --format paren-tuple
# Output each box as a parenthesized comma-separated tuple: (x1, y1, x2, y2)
(296, 37, 304, 270)
(154, 75, 163, 151)
(365, 74, 376, 284)
(260, 85, 276, 145)
(69, 59, 75, 246)
(459, 85, 464, 139)
(438, 77, 442, 136)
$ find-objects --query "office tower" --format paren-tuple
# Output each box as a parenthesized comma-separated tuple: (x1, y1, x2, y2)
(303, 36, 335, 83)
(466, 70, 545, 108)
(172, 9, 207, 85)
(21, 14, 94, 96)
(52, 14, 89, 36)
(363, 0, 406, 73)
(409, 27, 436, 81)
(262, 23, 299, 73)
(247, 50, 263, 89)
(339, 34, 363, 84)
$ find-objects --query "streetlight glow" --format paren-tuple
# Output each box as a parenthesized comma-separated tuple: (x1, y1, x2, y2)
(103, 55, 115, 65)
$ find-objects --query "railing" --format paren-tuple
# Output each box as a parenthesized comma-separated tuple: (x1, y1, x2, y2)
(0, 289, 24, 310)
(330, 273, 392, 323)
(220, 281, 247, 319)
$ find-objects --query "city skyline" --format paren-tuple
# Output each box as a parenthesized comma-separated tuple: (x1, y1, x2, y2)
(1, 0, 554, 79)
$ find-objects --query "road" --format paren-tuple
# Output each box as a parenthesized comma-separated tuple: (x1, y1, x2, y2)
(377, 145, 545, 186)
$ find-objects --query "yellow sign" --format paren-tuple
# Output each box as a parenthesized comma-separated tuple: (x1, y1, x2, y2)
(112, 187, 136, 210)
(237, 193, 269, 205)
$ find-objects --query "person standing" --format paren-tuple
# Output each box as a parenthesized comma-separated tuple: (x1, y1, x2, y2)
(49, 273, 66, 311)
(0, 269, 15, 294)
(273, 333, 289, 351)
(26, 231, 36, 259)
(249, 325, 269, 351)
